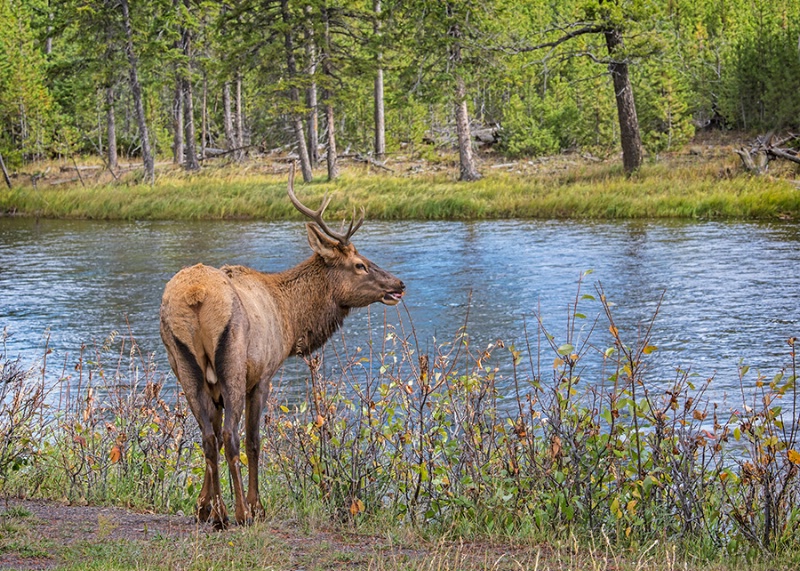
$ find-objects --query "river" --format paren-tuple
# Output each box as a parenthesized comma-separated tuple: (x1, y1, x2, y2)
(1, 217, 798, 406)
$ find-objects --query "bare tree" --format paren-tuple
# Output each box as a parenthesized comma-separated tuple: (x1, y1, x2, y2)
(305, 6, 319, 168)
(120, 0, 154, 182)
(181, 0, 200, 171)
(223, 81, 236, 153)
(322, 5, 338, 180)
(105, 87, 118, 171)
(281, 0, 313, 182)
(373, 0, 385, 160)
(447, 3, 480, 181)
(172, 80, 184, 165)
(235, 72, 244, 160)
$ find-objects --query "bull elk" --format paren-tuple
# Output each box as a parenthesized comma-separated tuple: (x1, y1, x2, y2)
(159, 164, 405, 528)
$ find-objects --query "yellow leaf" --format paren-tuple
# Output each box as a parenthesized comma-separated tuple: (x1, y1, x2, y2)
(349, 498, 365, 516)
(643, 345, 657, 355)
(788, 449, 800, 465)
(280, 405, 289, 413)
(240, 452, 248, 466)
(609, 325, 619, 338)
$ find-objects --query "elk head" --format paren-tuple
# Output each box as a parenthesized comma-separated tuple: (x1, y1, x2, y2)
(287, 163, 405, 308)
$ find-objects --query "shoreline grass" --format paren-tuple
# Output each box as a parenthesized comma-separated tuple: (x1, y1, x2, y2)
(1, 152, 798, 221)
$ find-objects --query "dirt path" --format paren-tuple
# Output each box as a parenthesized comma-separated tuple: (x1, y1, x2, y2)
(0, 498, 435, 571)
(1, 498, 202, 569)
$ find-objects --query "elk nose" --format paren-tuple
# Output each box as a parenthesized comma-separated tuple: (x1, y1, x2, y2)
(399, 281, 406, 291)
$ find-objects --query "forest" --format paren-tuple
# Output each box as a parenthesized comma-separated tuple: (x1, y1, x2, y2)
(1, 0, 799, 183)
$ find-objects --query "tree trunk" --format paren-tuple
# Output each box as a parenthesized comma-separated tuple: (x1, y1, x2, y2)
(0, 151, 11, 189)
(235, 72, 244, 160)
(373, 0, 386, 159)
(604, 28, 643, 174)
(201, 72, 208, 159)
(172, 80, 184, 164)
(105, 87, 118, 171)
(282, 0, 313, 183)
(305, 8, 319, 168)
(222, 81, 236, 152)
(454, 75, 480, 181)
(182, 12, 200, 171)
(447, 10, 480, 182)
(183, 77, 200, 170)
(322, 7, 338, 181)
(120, 0, 154, 182)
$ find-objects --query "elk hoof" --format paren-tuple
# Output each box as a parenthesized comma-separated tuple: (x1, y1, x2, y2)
(248, 501, 267, 522)
(212, 516, 230, 531)
(196, 503, 213, 523)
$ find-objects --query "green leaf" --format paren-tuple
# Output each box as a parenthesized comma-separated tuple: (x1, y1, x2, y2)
(557, 343, 574, 356)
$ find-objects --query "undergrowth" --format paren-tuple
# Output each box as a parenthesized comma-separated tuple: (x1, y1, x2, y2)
(1, 276, 799, 568)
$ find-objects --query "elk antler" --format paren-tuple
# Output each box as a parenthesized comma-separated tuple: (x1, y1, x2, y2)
(287, 162, 364, 245)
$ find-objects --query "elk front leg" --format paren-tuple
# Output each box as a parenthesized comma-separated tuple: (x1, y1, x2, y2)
(244, 383, 268, 521)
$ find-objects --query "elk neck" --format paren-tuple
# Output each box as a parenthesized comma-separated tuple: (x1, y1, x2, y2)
(267, 254, 350, 356)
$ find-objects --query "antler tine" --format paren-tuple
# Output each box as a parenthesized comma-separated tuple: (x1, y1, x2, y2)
(343, 207, 365, 242)
(287, 161, 363, 245)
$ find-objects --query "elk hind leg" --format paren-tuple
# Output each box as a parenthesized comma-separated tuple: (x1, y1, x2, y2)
(170, 336, 229, 528)
(197, 395, 227, 527)
(215, 327, 250, 525)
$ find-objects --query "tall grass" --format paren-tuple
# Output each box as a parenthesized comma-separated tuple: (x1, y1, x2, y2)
(2, 279, 800, 567)
(1, 158, 798, 220)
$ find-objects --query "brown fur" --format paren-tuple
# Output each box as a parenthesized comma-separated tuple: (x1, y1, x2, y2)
(160, 221, 404, 528)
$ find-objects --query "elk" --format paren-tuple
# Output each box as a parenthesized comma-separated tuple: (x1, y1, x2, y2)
(159, 164, 405, 528)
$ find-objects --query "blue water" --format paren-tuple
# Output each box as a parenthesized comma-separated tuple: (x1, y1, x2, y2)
(1, 218, 798, 405)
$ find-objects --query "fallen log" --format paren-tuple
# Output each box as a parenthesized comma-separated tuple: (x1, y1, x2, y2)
(736, 133, 799, 174)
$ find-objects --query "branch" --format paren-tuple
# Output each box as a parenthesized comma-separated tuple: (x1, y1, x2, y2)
(500, 25, 606, 55)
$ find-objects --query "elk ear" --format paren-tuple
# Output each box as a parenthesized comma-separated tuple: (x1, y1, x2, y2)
(306, 223, 341, 262)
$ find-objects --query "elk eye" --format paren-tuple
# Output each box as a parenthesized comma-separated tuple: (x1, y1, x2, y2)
(355, 262, 367, 272)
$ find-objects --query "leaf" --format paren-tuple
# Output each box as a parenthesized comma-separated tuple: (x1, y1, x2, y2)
(788, 449, 800, 465)
(280, 405, 289, 413)
(642, 345, 657, 355)
(693, 410, 707, 421)
(349, 498, 365, 516)
(609, 325, 619, 338)
(110, 445, 121, 463)
(315, 414, 325, 428)
(557, 343, 574, 356)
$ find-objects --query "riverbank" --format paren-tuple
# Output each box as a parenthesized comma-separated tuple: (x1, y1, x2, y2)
(2, 293, 800, 570)
(2, 142, 799, 221)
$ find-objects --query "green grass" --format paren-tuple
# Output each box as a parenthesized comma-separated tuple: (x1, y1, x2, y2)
(2, 156, 798, 220)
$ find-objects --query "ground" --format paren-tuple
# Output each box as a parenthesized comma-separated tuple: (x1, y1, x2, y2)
(0, 498, 549, 571)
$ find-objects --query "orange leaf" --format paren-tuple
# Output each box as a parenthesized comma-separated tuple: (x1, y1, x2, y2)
(693, 410, 707, 421)
(110, 445, 121, 463)
(315, 415, 325, 428)
(349, 498, 364, 516)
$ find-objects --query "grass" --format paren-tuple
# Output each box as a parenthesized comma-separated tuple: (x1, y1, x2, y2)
(1, 149, 798, 220)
